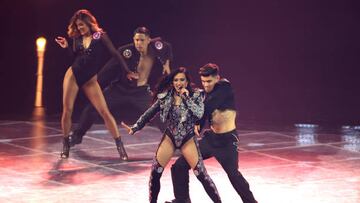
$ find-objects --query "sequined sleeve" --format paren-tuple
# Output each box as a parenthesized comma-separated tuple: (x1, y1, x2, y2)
(183, 91, 204, 119)
(131, 100, 161, 133)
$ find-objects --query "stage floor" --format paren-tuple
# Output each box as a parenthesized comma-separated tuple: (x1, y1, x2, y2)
(0, 120, 359, 203)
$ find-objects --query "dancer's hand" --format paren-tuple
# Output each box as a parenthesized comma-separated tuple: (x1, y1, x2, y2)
(126, 71, 139, 81)
(162, 61, 171, 75)
(121, 121, 134, 135)
(162, 65, 170, 75)
(194, 125, 200, 137)
(179, 87, 189, 97)
(55, 36, 68, 48)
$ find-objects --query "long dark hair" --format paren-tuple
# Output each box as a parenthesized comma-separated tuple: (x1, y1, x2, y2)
(67, 9, 102, 38)
(153, 67, 195, 102)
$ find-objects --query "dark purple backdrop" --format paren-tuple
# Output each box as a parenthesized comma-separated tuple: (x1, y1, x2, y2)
(0, 0, 359, 126)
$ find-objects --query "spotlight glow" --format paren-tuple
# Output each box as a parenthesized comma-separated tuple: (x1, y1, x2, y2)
(35, 37, 47, 107)
(36, 37, 47, 52)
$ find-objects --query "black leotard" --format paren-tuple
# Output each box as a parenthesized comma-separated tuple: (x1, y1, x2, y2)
(69, 31, 129, 87)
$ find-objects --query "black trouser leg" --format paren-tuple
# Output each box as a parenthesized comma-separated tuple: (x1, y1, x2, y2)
(70, 104, 97, 146)
(149, 159, 164, 203)
(228, 171, 256, 203)
(170, 135, 214, 201)
(214, 134, 257, 203)
(171, 157, 191, 201)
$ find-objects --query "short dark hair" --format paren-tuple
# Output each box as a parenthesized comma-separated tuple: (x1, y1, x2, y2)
(199, 63, 220, 77)
(133, 26, 151, 37)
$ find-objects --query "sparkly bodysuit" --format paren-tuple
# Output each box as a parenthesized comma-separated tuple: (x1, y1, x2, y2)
(131, 88, 204, 148)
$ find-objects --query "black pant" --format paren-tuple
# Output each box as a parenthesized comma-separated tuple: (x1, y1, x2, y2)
(171, 129, 257, 203)
(74, 83, 165, 138)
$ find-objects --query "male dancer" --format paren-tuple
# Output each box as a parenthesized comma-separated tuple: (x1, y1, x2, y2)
(70, 27, 172, 156)
(166, 63, 257, 203)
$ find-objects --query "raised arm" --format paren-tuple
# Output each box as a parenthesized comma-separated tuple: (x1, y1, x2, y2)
(55, 36, 76, 57)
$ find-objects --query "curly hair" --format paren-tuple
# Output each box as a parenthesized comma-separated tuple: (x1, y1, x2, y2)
(67, 9, 102, 38)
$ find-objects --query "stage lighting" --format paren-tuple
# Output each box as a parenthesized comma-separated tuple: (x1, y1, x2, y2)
(35, 37, 47, 107)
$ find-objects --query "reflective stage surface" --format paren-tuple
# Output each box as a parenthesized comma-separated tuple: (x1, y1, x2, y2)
(0, 120, 359, 203)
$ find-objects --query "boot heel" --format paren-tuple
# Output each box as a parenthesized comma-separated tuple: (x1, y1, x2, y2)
(60, 137, 70, 158)
(115, 137, 128, 161)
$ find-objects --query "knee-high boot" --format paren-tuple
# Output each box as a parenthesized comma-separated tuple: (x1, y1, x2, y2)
(149, 159, 164, 203)
(193, 161, 221, 203)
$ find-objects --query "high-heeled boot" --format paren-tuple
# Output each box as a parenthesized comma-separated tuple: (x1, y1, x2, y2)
(115, 137, 128, 161)
(60, 137, 70, 158)
(193, 161, 221, 203)
(149, 159, 164, 203)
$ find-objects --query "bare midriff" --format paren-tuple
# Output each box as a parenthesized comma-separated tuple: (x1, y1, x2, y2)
(210, 109, 236, 134)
